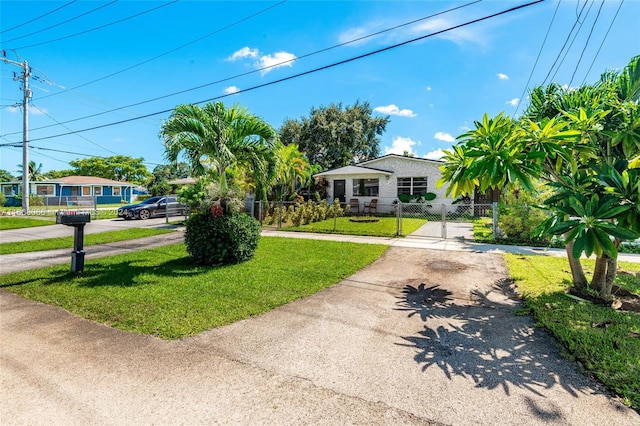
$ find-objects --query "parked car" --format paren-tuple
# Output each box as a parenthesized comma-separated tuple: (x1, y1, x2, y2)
(117, 196, 188, 220)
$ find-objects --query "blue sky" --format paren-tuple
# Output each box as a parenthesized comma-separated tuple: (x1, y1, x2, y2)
(1, 0, 638, 175)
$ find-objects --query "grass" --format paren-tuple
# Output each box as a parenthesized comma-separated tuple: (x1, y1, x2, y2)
(473, 218, 494, 243)
(281, 216, 426, 237)
(504, 254, 640, 410)
(0, 237, 387, 339)
(0, 216, 55, 230)
(0, 228, 176, 254)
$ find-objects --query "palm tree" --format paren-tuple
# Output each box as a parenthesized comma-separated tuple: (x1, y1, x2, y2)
(16, 161, 46, 181)
(160, 102, 278, 199)
(274, 143, 310, 199)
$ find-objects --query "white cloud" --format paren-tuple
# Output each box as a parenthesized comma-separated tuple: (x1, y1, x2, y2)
(256, 51, 297, 75)
(384, 136, 418, 156)
(7, 105, 46, 115)
(224, 86, 240, 94)
(434, 132, 455, 142)
(424, 149, 445, 160)
(497, 73, 509, 80)
(411, 17, 485, 46)
(506, 98, 519, 107)
(426, 86, 432, 91)
(373, 104, 417, 117)
(227, 46, 259, 61)
(228, 47, 297, 75)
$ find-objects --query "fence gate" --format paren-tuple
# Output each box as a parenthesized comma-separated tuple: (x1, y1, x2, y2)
(396, 202, 491, 240)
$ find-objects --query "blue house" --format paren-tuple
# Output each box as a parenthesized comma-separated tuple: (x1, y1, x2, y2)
(1, 176, 134, 207)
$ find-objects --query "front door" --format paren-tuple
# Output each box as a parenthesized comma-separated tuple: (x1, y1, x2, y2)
(333, 180, 346, 203)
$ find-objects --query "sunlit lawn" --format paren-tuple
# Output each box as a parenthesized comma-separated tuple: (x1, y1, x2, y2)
(281, 216, 426, 237)
(0, 216, 56, 230)
(0, 237, 387, 340)
(0, 228, 176, 254)
(505, 254, 640, 410)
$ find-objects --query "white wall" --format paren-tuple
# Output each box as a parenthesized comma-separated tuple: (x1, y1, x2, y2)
(365, 156, 451, 203)
(323, 157, 452, 213)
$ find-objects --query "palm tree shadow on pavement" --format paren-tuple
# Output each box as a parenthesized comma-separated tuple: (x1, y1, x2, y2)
(394, 279, 608, 410)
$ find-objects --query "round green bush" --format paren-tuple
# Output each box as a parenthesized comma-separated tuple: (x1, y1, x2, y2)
(184, 211, 261, 265)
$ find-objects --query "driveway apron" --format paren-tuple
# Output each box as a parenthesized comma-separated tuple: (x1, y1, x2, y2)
(1, 247, 638, 425)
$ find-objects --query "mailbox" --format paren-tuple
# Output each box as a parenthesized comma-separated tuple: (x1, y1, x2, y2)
(56, 210, 91, 273)
(56, 210, 91, 225)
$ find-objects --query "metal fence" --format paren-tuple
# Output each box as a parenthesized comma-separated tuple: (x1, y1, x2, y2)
(250, 200, 499, 239)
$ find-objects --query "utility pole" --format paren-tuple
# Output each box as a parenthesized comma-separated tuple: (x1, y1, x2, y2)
(1, 52, 31, 212)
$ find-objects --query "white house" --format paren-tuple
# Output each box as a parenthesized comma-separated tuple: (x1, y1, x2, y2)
(314, 154, 452, 214)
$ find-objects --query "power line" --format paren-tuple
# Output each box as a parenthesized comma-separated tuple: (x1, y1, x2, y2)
(0, 143, 163, 167)
(0, 1, 77, 34)
(541, 0, 589, 86)
(568, 0, 604, 87)
(514, 0, 561, 115)
(2, 1, 119, 44)
(9, 0, 482, 136)
(8, 1, 179, 50)
(34, 0, 289, 101)
(581, 0, 624, 85)
(549, 0, 594, 84)
(14, 0, 545, 143)
(30, 103, 118, 155)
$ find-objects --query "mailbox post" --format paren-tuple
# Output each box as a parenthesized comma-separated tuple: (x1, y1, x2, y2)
(56, 210, 91, 273)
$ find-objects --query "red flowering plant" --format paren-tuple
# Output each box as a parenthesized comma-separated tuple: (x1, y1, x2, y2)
(209, 204, 224, 218)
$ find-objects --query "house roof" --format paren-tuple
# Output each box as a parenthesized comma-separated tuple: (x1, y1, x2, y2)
(359, 154, 444, 166)
(39, 176, 133, 186)
(314, 165, 394, 178)
(167, 177, 196, 185)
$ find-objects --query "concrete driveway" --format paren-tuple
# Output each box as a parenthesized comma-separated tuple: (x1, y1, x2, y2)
(1, 247, 637, 425)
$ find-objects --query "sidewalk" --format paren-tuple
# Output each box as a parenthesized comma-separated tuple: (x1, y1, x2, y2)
(2, 228, 638, 275)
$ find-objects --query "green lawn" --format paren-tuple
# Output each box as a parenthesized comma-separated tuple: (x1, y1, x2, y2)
(473, 218, 494, 243)
(505, 254, 640, 410)
(0, 216, 56, 230)
(0, 228, 176, 254)
(281, 216, 426, 237)
(0, 237, 387, 339)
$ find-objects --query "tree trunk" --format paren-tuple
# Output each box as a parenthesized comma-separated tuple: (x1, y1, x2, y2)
(565, 240, 588, 290)
(603, 256, 617, 299)
(591, 255, 609, 298)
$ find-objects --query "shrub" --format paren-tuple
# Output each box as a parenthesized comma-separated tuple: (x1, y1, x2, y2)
(0, 193, 6, 207)
(184, 211, 261, 265)
(498, 205, 549, 244)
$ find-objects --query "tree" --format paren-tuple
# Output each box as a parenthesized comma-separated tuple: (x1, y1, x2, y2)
(16, 161, 46, 181)
(69, 155, 151, 184)
(279, 101, 389, 170)
(160, 102, 278, 200)
(46, 169, 76, 179)
(147, 162, 190, 196)
(0, 169, 13, 182)
(272, 143, 311, 200)
(438, 55, 640, 300)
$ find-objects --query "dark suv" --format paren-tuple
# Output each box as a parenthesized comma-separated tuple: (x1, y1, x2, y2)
(117, 196, 187, 220)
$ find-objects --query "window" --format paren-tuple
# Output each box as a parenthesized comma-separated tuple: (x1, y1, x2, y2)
(82, 186, 91, 196)
(2, 185, 13, 196)
(352, 178, 379, 197)
(94, 186, 102, 196)
(397, 177, 427, 196)
(36, 185, 54, 196)
(113, 187, 121, 196)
